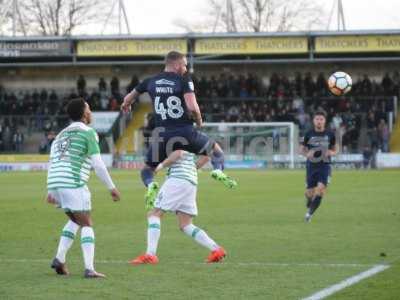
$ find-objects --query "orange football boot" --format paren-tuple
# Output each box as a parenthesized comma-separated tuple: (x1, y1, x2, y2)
(129, 254, 159, 265)
(206, 247, 226, 263)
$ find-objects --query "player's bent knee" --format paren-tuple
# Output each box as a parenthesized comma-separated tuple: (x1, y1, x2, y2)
(178, 218, 191, 230)
(74, 219, 91, 227)
(72, 212, 92, 227)
(177, 212, 192, 230)
(66, 212, 77, 224)
(315, 185, 326, 197)
(83, 218, 93, 227)
(305, 190, 313, 198)
(179, 222, 191, 231)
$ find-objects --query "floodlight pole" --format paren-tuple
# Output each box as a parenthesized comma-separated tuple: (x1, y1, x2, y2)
(12, 0, 16, 36)
(120, 0, 131, 34)
(212, 5, 221, 33)
(327, 0, 347, 31)
(1, 0, 26, 36)
(337, 0, 346, 31)
(118, 1, 121, 34)
(101, 0, 131, 35)
(212, 0, 236, 33)
(226, 0, 237, 32)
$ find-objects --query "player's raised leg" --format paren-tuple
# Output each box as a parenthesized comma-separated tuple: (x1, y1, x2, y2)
(130, 209, 163, 265)
(210, 142, 225, 170)
(185, 128, 237, 188)
(178, 212, 226, 263)
(210, 143, 237, 188)
(141, 130, 171, 209)
(141, 165, 160, 210)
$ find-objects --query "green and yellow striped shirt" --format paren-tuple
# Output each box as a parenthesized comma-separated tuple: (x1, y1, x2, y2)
(47, 122, 100, 190)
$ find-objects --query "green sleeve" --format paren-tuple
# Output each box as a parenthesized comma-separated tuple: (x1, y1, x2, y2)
(86, 129, 100, 156)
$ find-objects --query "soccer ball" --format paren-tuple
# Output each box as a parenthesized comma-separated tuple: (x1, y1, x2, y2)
(328, 71, 352, 96)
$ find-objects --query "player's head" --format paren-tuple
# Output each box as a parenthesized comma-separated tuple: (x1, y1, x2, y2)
(313, 111, 326, 131)
(165, 51, 187, 75)
(67, 98, 92, 124)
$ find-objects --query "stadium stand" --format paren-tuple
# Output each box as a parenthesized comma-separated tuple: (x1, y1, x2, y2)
(0, 71, 396, 154)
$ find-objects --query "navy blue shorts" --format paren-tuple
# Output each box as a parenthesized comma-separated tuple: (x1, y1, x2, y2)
(306, 163, 331, 189)
(145, 126, 213, 168)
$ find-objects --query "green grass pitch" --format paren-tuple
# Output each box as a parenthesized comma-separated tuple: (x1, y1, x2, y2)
(0, 169, 399, 299)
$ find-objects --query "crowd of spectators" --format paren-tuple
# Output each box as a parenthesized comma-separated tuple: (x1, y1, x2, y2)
(0, 75, 139, 152)
(193, 71, 400, 99)
(0, 71, 397, 153)
(195, 71, 397, 153)
(0, 118, 24, 152)
(0, 75, 140, 117)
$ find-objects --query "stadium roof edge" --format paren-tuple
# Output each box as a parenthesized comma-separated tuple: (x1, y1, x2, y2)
(0, 35, 73, 41)
(190, 29, 400, 38)
(2, 29, 400, 41)
(71, 33, 189, 40)
(308, 29, 400, 36)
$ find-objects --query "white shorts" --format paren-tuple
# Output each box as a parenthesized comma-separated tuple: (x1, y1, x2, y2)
(49, 186, 91, 212)
(154, 177, 198, 216)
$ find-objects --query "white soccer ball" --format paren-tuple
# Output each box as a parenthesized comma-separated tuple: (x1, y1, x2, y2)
(328, 71, 352, 96)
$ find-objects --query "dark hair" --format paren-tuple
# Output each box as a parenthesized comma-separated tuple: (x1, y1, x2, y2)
(67, 98, 86, 121)
(165, 51, 185, 64)
(313, 110, 327, 119)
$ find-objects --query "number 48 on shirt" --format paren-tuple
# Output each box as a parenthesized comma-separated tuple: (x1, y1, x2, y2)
(155, 96, 184, 120)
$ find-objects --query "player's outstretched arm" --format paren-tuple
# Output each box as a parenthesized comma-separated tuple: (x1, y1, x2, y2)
(184, 93, 203, 127)
(121, 89, 140, 113)
(91, 154, 120, 201)
(196, 155, 210, 169)
(154, 150, 185, 173)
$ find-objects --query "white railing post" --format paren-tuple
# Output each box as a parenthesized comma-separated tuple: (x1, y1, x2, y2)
(290, 123, 295, 169)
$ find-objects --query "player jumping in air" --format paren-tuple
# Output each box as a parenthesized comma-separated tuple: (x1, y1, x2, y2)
(300, 111, 337, 222)
(121, 51, 237, 208)
(47, 98, 120, 278)
(129, 150, 226, 265)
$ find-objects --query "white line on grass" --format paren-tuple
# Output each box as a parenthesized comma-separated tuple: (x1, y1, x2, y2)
(301, 264, 390, 300)
(0, 258, 376, 268)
